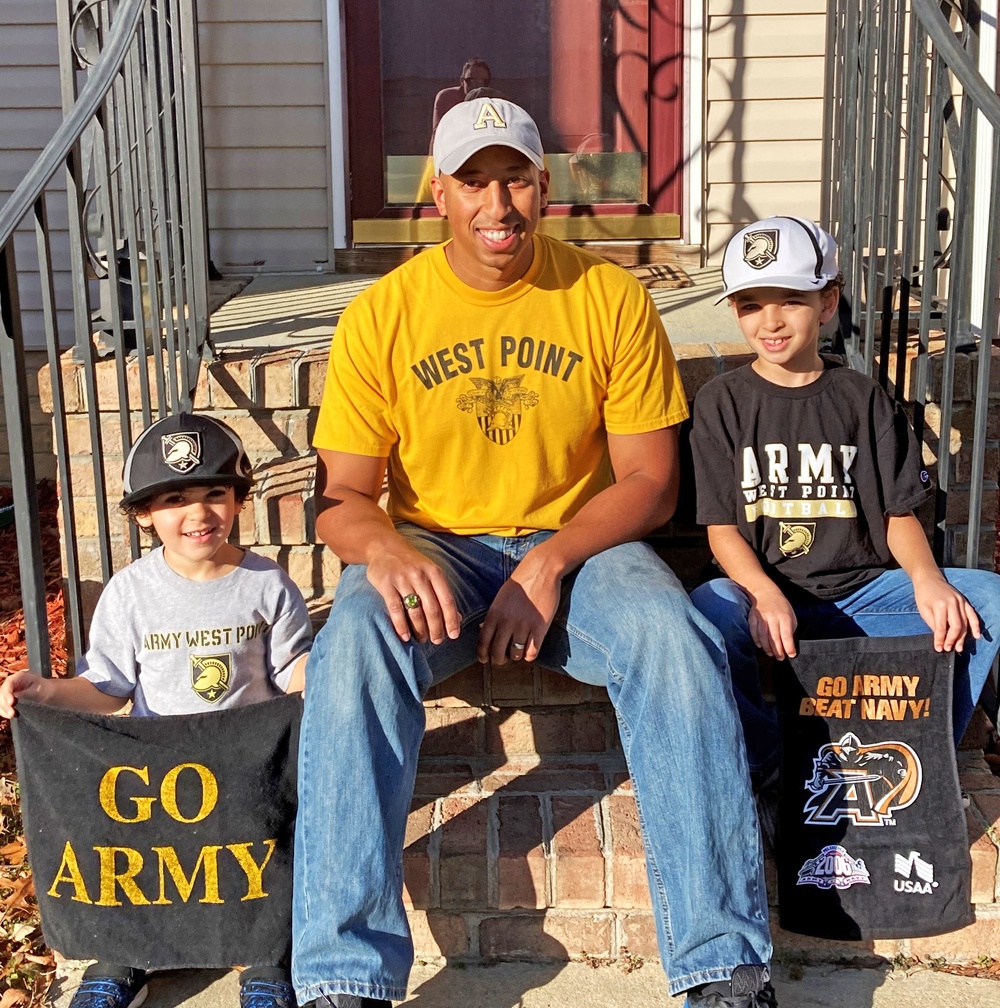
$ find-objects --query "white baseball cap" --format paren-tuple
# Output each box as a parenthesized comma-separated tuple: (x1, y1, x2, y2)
(433, 98, 545, 176)
(716, 216, 839, 304)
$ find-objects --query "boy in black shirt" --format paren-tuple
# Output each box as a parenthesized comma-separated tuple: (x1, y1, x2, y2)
(690, 216, 1000, 777)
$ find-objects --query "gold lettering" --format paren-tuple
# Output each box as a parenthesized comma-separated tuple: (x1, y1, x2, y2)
(472, 101, 506, 130)
(47, 841, 92, 903)
(902, 675, 920, 697)
(152, 845, 224, 904)
(160, 763, 218, 823)
(861, 698, 876, 718)
(226, 840, 277, 901)
(799, 697, 817, 715)
(95, 846, 150, 906)
(99, 766, 155, 823)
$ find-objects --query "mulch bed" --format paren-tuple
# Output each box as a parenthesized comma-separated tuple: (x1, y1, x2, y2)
(0, 481, 65, 1007)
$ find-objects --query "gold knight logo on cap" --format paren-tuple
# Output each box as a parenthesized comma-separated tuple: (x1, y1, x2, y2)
(743, 229, 780, 270)
(161, 431, 202, 473)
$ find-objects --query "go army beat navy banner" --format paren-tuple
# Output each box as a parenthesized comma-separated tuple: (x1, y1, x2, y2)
(775, 635, 972, 940)
(11, 694, 301, 968)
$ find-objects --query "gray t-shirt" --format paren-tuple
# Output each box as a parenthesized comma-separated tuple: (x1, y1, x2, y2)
(78, 547, 312, 716)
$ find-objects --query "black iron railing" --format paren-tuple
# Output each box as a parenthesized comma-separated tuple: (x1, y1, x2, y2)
(823, 0, 1000, 568)
(0, 0, 209, 675)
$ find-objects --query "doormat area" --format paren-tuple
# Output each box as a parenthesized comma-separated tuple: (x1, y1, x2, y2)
(623, 263, 693, 289)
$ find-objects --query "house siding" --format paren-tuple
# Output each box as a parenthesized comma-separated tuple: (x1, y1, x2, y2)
(704, 0, 828, 259)
(198, 0, 333, 273)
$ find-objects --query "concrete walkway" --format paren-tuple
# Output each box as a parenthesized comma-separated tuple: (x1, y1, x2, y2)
(49, 959, 1000, 1008)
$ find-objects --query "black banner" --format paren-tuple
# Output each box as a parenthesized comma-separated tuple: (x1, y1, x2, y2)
(12, 694, 300, 969)
(776, 635, 972, 940)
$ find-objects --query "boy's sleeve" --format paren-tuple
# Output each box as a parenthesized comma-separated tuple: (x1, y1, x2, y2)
(690, 384, 740, 526)
(267, 572, 313, 691)
(75, 577, 138, 698)
(875, 392, 933, 515)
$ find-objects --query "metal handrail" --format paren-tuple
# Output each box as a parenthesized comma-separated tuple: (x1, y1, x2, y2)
(823, 0, 999, 570)
(911, 0, 1000, 130)
(0, 0, 144, 247)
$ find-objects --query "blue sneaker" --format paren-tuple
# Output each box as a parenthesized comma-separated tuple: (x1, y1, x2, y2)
(686, 965, 777, 1007)
(69, 965, 147, 1008)
(239, 968, 297, 1008)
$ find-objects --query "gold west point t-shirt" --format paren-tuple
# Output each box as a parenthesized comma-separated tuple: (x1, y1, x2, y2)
(313, 235, 688, 535)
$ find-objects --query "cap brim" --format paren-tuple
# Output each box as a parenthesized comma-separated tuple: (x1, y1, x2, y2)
(436, 138, 545, 176)
(712, 275, 833, 305)
(121, 474, 252, 508)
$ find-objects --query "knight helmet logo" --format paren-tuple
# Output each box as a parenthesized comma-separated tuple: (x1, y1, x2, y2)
(161, 432, 203, 474)
(473, 101, 507, 131)
(191, 653, 233, 702)
(803, 731, 922, 827)
(456, 375, 539, 445)
(743, 229, 780, 270)
(779, 522, 815, 558)
(796, 844, 870, 890)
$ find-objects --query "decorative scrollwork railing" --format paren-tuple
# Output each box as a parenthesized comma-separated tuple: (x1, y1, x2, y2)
(0, 0, 209, 674)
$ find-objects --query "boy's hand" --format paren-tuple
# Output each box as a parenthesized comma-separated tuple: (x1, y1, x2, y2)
(913, 574, 981, 653)
(0, 671, 49, 719)
(748, 586, 799, 661)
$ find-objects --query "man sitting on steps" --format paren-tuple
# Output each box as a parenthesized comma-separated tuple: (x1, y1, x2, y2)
(293, 96, 777, 1008)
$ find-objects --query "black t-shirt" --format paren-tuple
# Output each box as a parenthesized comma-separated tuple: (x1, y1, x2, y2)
(691, 360, 932, 600)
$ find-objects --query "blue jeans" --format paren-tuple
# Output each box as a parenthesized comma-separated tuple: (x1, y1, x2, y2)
(292, 525, 772, 1001)
(690, 567, 1000, 772)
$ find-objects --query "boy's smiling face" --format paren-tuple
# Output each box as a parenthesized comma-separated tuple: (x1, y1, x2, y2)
(136, 483, 243, 579)
(730, 285, 839, 385)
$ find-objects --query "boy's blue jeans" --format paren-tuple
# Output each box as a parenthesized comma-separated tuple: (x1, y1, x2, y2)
(292, 524, 772, 1002)
(690, 567, 1000, 772)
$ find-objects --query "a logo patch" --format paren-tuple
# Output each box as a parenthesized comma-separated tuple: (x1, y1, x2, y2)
(161, 432, 203, 473)
(893, 851, 938, 894)
(796, 844, 870, 889)
(779, 522, 815, 557)
(743, 229, 780, 270)
(803, 731, 922, 827)
(473, 101, 507, 130)
(456, 376, 539, 445)
(191, 653, 233, 702)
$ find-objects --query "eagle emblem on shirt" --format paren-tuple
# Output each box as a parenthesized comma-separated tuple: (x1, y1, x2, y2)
(456, 375, 539, 445)
(191, 653, 233, 702)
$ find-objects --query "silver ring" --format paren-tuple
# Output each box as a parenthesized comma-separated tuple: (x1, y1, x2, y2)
(511, 641, 526, 649)
(403, 593, 421, 610)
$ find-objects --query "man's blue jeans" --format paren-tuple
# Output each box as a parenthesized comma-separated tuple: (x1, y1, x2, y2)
(292, 525, 772, 1001)
(690, 567, 1000, 773)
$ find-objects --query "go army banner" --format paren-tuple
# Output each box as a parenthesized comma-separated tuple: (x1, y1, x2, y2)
(775, 635, 972, 940)
(11, 694, 301, 968)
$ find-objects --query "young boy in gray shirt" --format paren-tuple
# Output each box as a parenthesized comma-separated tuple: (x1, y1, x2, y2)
(0, 413, 312, 1008)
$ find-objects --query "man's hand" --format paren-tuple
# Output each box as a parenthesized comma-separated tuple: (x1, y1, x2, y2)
(0, 671, 47, 719)
(476, 553, 562, 665)
(913, 573, 981, 653)
(366, 539, 462, 645)
(747, 585, 799, 661)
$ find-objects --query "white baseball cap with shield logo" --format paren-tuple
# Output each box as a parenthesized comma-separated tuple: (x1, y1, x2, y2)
(715, 216, 839, 304)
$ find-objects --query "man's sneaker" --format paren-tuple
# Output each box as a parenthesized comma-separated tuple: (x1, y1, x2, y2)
(239, 968, 297, 1008)
(686, 964, 777, 1007)
(68, 964, 147, 1008)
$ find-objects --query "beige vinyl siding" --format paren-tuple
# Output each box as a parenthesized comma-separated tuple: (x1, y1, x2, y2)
(705, 2, 828, 260)
(198, 0, 332, 273)
(0, 3, 72, 348)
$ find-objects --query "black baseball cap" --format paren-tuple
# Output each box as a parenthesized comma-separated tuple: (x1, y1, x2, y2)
(121, 413, 253, 507)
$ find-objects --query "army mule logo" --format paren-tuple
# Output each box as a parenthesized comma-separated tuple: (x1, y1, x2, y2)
(779, 522, 815, 558)
(191, 653, 233, 702)
(161, 431, 203, 473)
(803, 731, 922, 827)
(743, 229, 780, 270)
(456, 375, 539, 445)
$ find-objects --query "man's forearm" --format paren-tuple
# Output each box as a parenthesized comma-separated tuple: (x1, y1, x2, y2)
(314, 487, 405, 566)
